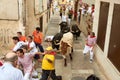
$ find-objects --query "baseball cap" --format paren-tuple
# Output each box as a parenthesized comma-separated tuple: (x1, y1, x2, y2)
(46, 46, 53, 51)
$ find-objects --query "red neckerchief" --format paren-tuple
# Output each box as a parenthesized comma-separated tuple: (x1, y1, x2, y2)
(28, 42, 31, 48)
(90, 36, 95, 38)
(0, 61, 3, 66)
(50, 51, 56, 55)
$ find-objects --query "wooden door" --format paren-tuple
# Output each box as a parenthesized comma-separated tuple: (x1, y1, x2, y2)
(97, 2, 109, 51)
(108, 4, 120, 72)
(39, 16, 43, 32)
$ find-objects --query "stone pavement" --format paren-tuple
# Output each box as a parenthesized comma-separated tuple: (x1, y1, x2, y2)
(41, 12, 107, 80)
(0, 11, 107, 80)
(82, 0, 95, 5)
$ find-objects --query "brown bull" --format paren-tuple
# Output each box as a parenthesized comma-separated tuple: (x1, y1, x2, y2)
(60, 32, 73, 66)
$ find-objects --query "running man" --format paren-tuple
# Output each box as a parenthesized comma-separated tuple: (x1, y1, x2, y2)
(83, 32, 97, 63)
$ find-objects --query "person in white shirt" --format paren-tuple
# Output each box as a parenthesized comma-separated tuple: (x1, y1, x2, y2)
(83, 32, 97, 63)
(0, 52, 24, 80)
(12, 36, 26, 52)
(27, 36, 38, 54)
(61, 13, 67, 22)
(87, 6, 92, 14)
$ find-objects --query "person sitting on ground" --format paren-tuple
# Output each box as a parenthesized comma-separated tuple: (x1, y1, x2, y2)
(0, 52, 24, 80)
(17, 32, 27, 42)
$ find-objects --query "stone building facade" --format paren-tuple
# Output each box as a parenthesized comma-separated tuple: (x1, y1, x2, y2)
(0, 0, 51, 47)
(93, 0, 120, 80)
(0, 0, 25, 46)
(25, 0, 51, 35)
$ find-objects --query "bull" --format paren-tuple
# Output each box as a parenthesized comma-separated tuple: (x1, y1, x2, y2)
(59, 22, 68, 31)
(52, 33, 63, 50)
(52, 22, 70, 50)
(61, 26, 70, 34)
(60, 32, 73, 66)
(71, 24, 81, 40)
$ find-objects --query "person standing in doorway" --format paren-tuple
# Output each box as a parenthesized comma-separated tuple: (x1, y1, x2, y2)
(33, 27, 44, 52)
(83, 32, 97, 63)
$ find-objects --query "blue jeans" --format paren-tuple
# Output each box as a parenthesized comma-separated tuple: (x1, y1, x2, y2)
(35, 43, 44, 52)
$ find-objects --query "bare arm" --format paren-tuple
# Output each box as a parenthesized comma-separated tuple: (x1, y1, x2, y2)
(46, 58, 53, 63)
(35, 52, 45, 55)
(28, 47, 33, 52)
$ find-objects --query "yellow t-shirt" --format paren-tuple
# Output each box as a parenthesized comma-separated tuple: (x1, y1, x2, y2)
(42, 54, 55, 70)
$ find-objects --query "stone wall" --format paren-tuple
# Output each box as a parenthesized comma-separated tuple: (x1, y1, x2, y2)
(0, 21, 19, 46)
(0, 0, 19, 20)
(0, 0, 25, 48)
(26, 0, 49, 36)
(0, 0, 50, 54)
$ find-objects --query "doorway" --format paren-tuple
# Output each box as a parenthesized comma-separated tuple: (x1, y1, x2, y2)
(39, 16, 43, 32)
(97, 2, 109, 51)
(108, 4, 120, 72)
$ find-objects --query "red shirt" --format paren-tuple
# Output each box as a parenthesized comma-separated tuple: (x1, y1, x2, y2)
(0, 61, 3, 66)
(50, 51, 56, 55)
(19, 36, 26, 42)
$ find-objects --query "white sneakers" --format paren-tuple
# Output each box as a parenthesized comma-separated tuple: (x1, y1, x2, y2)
(83, 53, 93, 63)
(90, 59, 93, 63)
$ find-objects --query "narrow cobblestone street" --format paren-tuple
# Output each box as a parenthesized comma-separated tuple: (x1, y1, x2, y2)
(0, 2, 107, 80)
(1, 0, 120, 80)
(39, 12, 107, 80)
